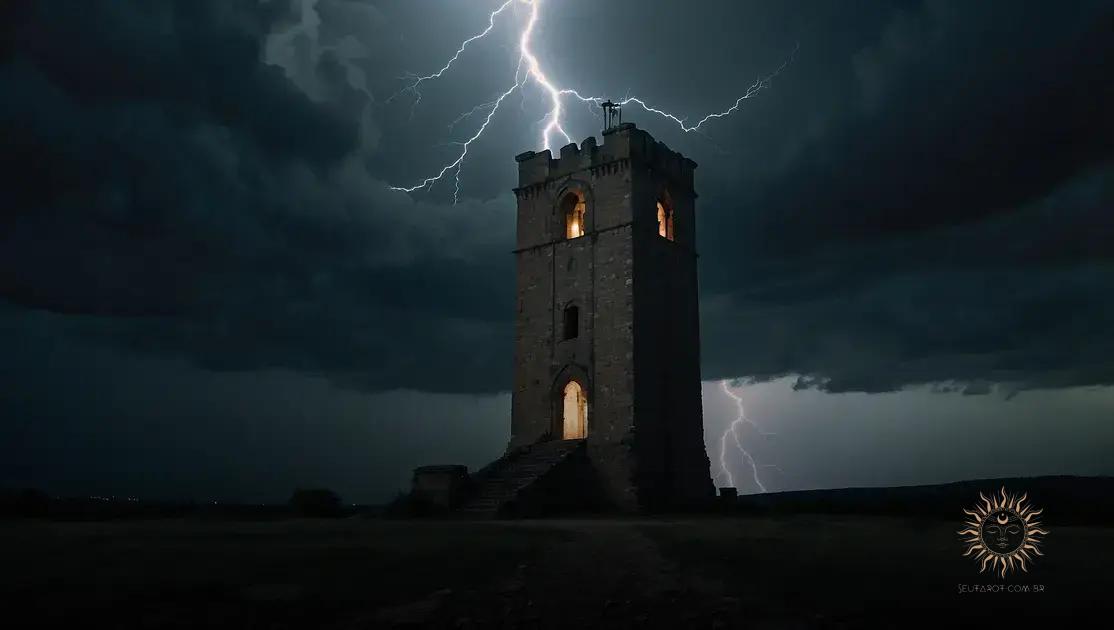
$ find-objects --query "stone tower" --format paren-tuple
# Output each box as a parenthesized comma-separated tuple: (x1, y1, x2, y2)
(510, 122, 713, 511)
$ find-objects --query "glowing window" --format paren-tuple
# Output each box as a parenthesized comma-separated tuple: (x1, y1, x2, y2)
(657, 201, 674, 241)
(562, 192, 586, 239)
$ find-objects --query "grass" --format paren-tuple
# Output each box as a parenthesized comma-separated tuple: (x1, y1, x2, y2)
(3, 518, 569, 628)
(3, 515, 1110, 627)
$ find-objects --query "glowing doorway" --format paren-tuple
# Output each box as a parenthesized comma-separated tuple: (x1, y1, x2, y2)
(562, 381, 588, 439)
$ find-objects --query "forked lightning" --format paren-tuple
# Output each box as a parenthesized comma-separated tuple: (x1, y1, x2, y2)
(388, 0, 794, 204)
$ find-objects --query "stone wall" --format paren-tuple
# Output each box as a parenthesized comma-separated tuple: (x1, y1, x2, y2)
(631, 166, 714, 508)
(411, 465, 470, 509)
(510, 124, 711, 511)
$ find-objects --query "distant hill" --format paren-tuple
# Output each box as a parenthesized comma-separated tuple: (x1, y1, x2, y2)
(5, 476, 1113, 524)
(0, 489, 348, 521)
(731, 475, 1114, 525)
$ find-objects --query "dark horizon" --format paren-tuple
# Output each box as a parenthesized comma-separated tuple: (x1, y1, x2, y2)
(10, 473, 1114, 507)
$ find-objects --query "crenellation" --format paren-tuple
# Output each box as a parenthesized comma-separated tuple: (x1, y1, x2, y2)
(516, 149, 553, 187)
(516, 124, 696, 194)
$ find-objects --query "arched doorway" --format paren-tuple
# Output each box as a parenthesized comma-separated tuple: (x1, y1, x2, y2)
(561, 380, 588, 439)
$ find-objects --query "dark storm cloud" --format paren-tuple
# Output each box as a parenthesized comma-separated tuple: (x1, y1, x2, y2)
(1, 0, 1112, 397)
(720, 2, 1113, 250)
(695, 0, 1114, 392)
(0, 0, 514, 393)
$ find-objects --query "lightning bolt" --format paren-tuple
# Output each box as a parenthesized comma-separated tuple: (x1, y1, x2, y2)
(717, 379, 777, 493)
(384, 2, 790, 488)
(387, 0, 518, 107)
(387, 0, 795, 203)
(561, 41, 798, 135)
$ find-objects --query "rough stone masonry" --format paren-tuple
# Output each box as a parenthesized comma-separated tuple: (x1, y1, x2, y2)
(510, 122, 714, 511)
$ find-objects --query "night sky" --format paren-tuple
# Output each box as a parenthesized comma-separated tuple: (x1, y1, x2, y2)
(2, 1, 1112, 503)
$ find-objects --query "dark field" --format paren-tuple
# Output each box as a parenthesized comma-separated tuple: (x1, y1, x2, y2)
(4, 515, 1111, 628)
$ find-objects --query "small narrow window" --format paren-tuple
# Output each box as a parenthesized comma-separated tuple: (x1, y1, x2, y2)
(657, 201, 675, 241)
(562, 191, 586, 239)
(563, 304, 579, 340)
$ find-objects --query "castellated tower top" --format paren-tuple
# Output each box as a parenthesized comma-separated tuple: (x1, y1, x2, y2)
(513, 123, 698, 193)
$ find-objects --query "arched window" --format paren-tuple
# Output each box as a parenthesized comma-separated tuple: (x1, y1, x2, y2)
(561, 191, 586, 239)
(563, 304, 579, 340)
(657, 201, 674, 241)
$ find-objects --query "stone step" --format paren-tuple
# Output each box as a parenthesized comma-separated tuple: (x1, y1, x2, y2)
(495, 467, 553, 476)
(515, 465, 557, 474)
(458, 439, 584, 514)
(478, 476, 532, 486)
(512, 452, 573, 465)
(479, 463, 565, 480)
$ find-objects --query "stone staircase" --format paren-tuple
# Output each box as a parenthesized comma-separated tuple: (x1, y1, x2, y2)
(460, 439, 585, 517)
